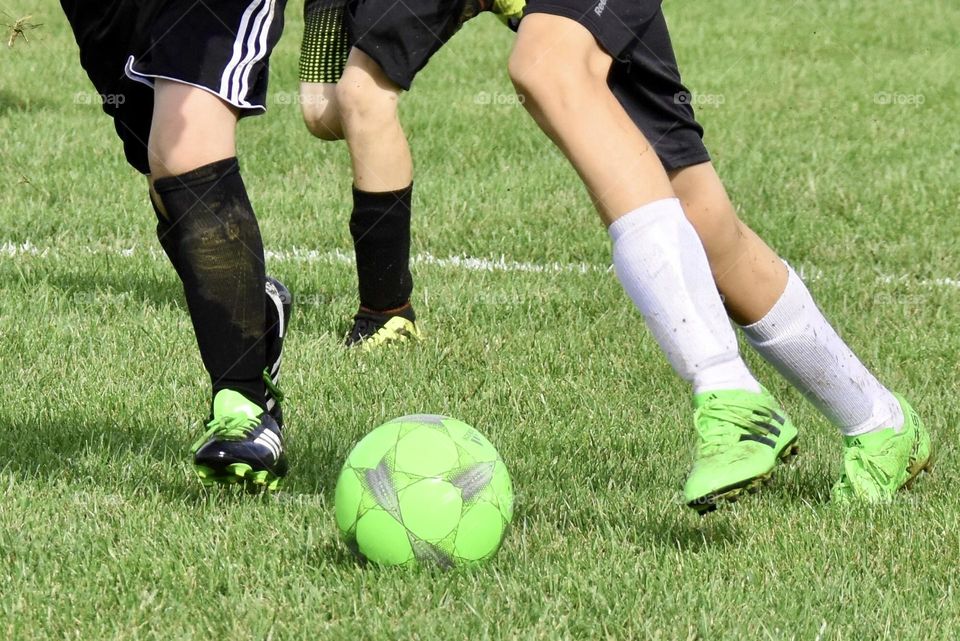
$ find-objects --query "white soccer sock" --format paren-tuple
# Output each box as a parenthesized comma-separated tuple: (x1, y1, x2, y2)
(610, 198, 760, 395)
(741, 265, 903, 436)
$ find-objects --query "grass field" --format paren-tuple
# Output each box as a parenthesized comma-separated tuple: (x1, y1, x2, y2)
(2, 0, 960, 638)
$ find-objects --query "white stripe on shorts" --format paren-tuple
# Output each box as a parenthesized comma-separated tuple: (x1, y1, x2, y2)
(219, 0, 274, 106)
(234, 0, 278, 106)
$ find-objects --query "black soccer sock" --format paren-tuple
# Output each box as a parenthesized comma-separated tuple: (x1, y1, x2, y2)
(151, 194, 184, 276)
(152, 158, 267, 408)
(350, 184, 414, 313)
(155, 190, 281, 407)
(156, 192, 278, 340)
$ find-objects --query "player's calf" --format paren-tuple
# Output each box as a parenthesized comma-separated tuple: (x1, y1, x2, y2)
(343, 166, 422, 351)
(192, 276, 293, 491)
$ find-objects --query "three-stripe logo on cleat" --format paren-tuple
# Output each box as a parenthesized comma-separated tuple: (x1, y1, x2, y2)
(740, 411, 787, 448)
(255, 429, 282, 460)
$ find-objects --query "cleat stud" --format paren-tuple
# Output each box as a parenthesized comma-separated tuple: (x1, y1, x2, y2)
(227, 463, 253, 479)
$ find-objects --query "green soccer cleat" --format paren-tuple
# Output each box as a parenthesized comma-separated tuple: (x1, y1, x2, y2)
(831, 395, 931, 503)
(683, 388, 799, 513)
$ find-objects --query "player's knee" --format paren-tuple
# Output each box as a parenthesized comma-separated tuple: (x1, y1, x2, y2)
(148, 142, 215, 178)
(335, 73, 399, 133)
(302, 102, 344, 141)
(149, 139, 233, 177)
(300, 83, 344, 140)
(506, 42, 542, 99)
(508, 39, 607, 108)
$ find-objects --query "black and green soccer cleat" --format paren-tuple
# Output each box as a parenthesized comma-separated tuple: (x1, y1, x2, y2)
(192, 389, 288, 491)
(345, 305, 422, 350)
(683, 388, 799, 513)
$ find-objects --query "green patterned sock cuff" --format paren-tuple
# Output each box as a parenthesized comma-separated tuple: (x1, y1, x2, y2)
(299, 3, 350, 84)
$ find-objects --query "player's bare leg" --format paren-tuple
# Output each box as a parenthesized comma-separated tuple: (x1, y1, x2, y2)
(333, 47, 420, 346)
(149, 80, 289, 490)
(337, 48, 411, 191)
(148, 80, 239, 178)
(510, 14, 798, 512)
(669, 162, 787, 325)
(508, 15, 672, 224)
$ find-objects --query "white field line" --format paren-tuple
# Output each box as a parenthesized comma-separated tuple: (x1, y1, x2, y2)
(0, 241, 603, 274)
(2, 241, 959, 289)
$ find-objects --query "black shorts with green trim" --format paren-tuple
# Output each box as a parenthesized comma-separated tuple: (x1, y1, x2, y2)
(300, 0, 480, 89)
(300, 0, 351, 84)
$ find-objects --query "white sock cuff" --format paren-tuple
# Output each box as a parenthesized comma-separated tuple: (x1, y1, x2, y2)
(608, 198, 684, 243)
(740, 264, 807, 343)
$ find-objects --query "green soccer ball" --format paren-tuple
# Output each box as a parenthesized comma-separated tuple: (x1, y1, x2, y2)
(334, 415, 514, 568)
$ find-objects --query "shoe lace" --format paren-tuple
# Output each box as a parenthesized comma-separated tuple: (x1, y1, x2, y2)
(694, 397, 774, 454)
(837, 437, 895, 488)
(263, 369, 284, 404)
(190, 413, 260, 454)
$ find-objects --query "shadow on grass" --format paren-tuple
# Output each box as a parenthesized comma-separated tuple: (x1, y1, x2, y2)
(18, 261, 186, 310)
(303, 536, 365, 570)
(0, 88, 54, 116)
(632, 509, 738, 552)
(0, 400, 348, 505)
(1, 260, 347, 498)
(776, 464, 833, 505)
(3, 254, 343, 337)
(0, 406, 188, 497)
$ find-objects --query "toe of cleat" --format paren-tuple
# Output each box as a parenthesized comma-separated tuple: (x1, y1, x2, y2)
(687, 471, 773, 515)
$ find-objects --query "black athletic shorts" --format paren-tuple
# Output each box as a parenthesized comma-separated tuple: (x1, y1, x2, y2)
(301, 0, 483, 90)
(61, 0, 287, 174)
(523, 0, 709, 171)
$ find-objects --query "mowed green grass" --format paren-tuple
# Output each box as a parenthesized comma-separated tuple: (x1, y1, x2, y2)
(1, 0, 960, 638)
